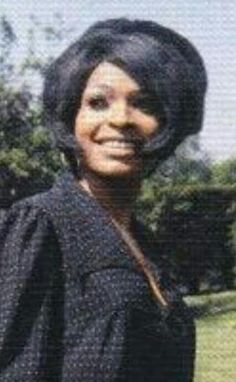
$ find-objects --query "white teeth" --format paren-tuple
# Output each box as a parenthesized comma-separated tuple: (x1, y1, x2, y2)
(102, 140, 136, 149)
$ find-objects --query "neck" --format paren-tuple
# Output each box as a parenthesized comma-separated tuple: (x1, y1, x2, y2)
(78, 170, 141, 230)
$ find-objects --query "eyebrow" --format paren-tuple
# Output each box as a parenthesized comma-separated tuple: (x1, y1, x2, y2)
(84, 84, 141, 97)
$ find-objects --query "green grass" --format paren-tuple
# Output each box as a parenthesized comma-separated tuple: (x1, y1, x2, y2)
(185, 291, 236, 382)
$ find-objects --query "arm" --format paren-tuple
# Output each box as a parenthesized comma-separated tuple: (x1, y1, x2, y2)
(0, 202, 62, 377)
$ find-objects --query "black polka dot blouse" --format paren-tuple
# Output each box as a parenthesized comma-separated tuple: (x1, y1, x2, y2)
(0, 171, 195, 381)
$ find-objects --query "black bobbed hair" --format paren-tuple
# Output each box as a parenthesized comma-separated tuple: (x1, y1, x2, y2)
(43, 18, 207, 175)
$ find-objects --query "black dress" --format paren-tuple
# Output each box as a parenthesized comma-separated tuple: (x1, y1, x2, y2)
(0, 171, 195, 382)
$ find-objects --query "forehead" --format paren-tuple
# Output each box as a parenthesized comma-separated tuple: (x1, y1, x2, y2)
(83, 61, 140, 94)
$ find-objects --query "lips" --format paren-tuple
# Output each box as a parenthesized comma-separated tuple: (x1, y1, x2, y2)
(102, 140, 136, 149)
(96, 137, 143, 150)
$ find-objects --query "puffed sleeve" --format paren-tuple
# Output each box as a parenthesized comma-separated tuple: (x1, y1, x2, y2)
(0, 201, 63, 379)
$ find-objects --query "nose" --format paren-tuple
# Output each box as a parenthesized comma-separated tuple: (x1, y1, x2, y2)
(107, 100, 132, 128)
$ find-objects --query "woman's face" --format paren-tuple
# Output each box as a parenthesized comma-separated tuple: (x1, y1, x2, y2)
(74, 61, 160, 178)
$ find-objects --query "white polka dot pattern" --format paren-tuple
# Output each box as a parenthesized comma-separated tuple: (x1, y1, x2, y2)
(0, 171, 195, 381)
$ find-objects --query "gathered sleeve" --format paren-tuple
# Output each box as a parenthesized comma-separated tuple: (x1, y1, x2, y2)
(0, 177, 196, 381)
(0, 201, 62, 378)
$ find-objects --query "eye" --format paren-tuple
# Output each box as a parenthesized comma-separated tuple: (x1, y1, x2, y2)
(87, 95, 109, 110)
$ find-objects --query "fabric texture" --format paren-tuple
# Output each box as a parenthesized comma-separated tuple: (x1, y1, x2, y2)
(0, 171, 195, 381)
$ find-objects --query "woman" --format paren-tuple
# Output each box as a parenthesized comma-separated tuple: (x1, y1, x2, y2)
(0, 18, 207, 381)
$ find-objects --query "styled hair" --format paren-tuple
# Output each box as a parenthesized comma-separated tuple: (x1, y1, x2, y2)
(43, 18, 207, 174)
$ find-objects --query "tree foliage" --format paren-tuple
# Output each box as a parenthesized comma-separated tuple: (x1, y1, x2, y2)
(211, 158, 236, 185)
(138, 183, 236, 293)
(0, 16, 63, 207)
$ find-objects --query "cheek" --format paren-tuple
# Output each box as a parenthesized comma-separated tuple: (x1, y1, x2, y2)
(141, 117, 159, 138)
(74, 112, 89, 140)
(74, 110, 105, 141)
(73, 114, 99, 161)
(135, 111, 159, 137)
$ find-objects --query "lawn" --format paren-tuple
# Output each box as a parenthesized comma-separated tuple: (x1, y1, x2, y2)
(185, 291, 236, 382)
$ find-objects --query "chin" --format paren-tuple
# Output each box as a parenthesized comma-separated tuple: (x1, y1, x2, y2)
(91, 163, 142, 180)
(104, 160, 143, 176)
(80, 155, 144, 180)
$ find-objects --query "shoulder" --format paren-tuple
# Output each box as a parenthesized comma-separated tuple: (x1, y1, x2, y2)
(0, 170, 85, 257)
(0, 189, 56, 249)
(0, 190, 63, 294)
(0, 171, 68, 233)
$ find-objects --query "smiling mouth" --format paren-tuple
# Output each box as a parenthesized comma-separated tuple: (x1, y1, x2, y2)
(97, 138, 143, 150)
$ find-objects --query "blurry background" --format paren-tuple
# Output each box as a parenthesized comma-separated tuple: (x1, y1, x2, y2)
(0, 1, 235, 381)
